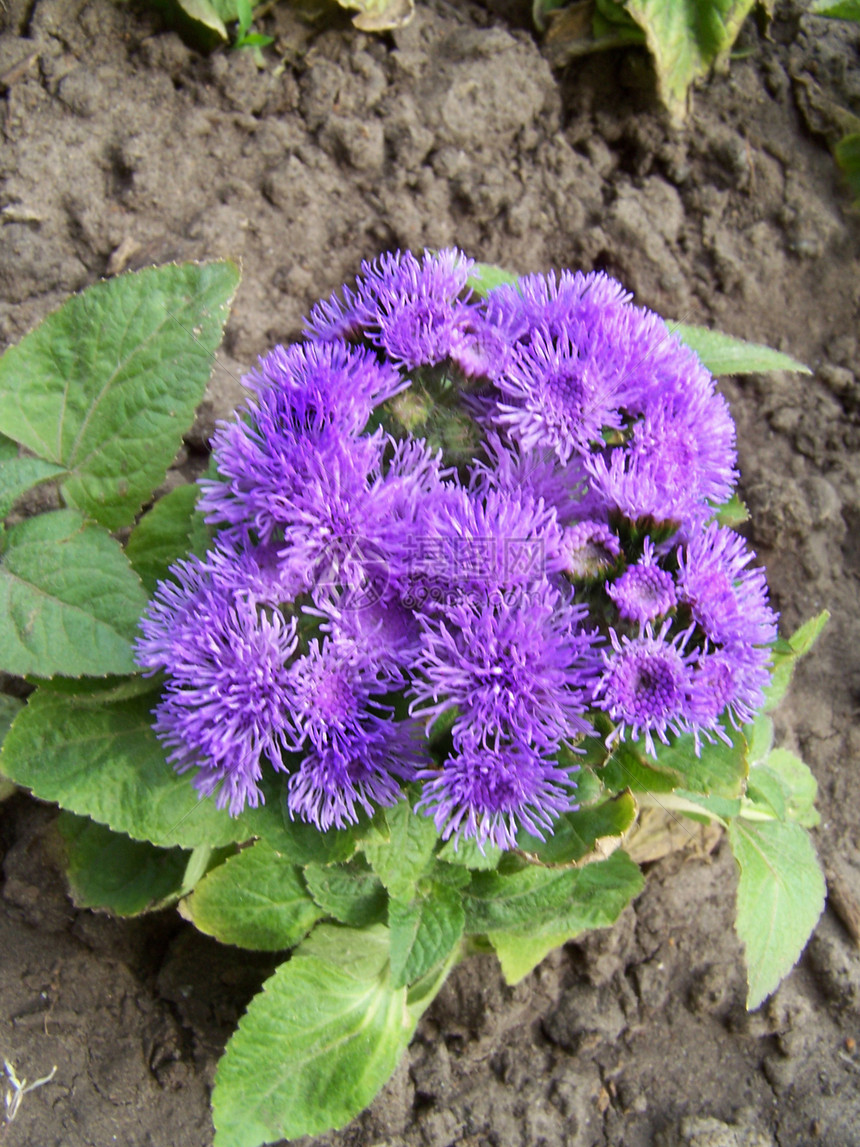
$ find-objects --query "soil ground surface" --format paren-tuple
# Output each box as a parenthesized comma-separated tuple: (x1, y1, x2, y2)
(1, 1, 860, 1145)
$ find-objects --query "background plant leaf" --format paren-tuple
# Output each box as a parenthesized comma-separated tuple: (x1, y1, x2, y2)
(58, 812, 189, 915)
(0, 509, 149, 677)
(0, 261, 239, 530)
(835, 132, 860, 206)
(517, 791, 637, 865)
(811, 0, 860, 18)
(212, 925, 411, 1146)
(728, 818, 825, 1008)
(184, 839, 323, 950)
(764, 611, 829, 711)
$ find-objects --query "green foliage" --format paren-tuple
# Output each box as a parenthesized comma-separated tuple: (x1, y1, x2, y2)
(185, 840, 324, 949)
(486, 851, 645, 983)
(0, 682, 266, 848)
(58, 812, 190, 915)
(361, 795, 439, 899)
(811, 0, 860, 18)
(729, 819, 825, 1009)
(161, 0, 412, 47)
(538, 0, 773, 119)
(389, 880, 465, 988)
(304, 857, 389, 926)
(834, 133, 860, 206)
(517, 790, 637, 865)
(764, 611, 829, 711)
(0, 510, 149, 677)
(0, 262, 239, 530)
(0, 445, 65, 520)
(125, 483, 204, 594)
(673, 323, 811, 376)
(212, 925, 412, 1146)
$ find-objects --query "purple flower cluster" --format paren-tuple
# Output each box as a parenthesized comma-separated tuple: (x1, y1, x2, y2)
(137, 248, 777, 848)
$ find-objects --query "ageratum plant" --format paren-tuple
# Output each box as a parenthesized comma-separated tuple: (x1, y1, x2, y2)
(0, 254, 827, 1147)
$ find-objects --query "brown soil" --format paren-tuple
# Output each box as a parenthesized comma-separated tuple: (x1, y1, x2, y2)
(1, 1, 859, 1145)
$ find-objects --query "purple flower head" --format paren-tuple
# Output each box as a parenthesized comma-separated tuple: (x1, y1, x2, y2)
(676, 523, 778, 650)
(411, 586, 598, 752)
(606, 538, 677, 625)
(483, 268, 632, 345)
(470, 434, 587, 524)
(416, 736, 578, 851)
(561, 520, 622, 580)
(307, 248, 479, 370)
(284, 634, 426, 829)
(149, 594, 298, 815)
(593, 619, 698, 757)
(310, 593, 422, 687)
(492, 322, 629, 465)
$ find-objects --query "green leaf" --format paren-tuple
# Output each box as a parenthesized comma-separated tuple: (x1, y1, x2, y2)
(389, 882, 465, 989)
(184, 839, 323, 950)
(212, 926, 411, 1145)
(58, 812, 189, 916)
(835, 132, 860, 206)
(437, 834, 503, 870)
(764, 611, 829, 711)
(712, 491, 749, 528)
(463, 848, 642, 934)
(646, 728, 749, 799)
(0, 261, 239, 530)
(598, 741, 680, 795)
(184, 0, 230, 35)
(336, 0, 416, 33)
(745, 712, 774, 765)
(486, 851, 644, 983)
(263, 808, 359, 867)
(0, 509, 149, 677)
(362, 798, 439, 900)
(304, 858, 389, 927)
(747, 749, 820, 828)
(674, 323, 811, 376)
(300, 921, 392, 978)
(728, 818, 825, 1008)
(466, 262, 521, 297)
(745, 765, 787, 821)
(517, 791, 637, 865)
(619, 1, 759, 121)
(0, 685, 263, 848)
(0, 454, 66, 520)
(811, 0, 860, 19)
(125, 483, 200, 594)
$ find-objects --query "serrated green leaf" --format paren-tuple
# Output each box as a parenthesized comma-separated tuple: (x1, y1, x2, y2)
(466, 262, 521, 297)
(0, 509, 149, 677)
(264, 809, 359, 867)
(0, 685, 264, 848)
(362, 798, 439, 900)
(745, 765, 788, 820)
(517, 791, 637, 865)
(184, 839, 323, 950)
(389, 882, 465, 989)
(463, 848, 642, 934)
(620, 1, 759, 121)
(728, 818, 825, 1008)
(811, 0, 860, 19)
(300, 921, 392, 978)
(748, 749, 820, 828)
(835, 133, 860, 204)
(437, 834, 503, 870)
(58, 811, 189, 915)
(764, 611, 830, 711)
(712, 491, 749, 528)
(745, 713, 774, 765)
(125, 483, 200, 594)
(212, 926, 411, 1146)
(0, 261, 239, 529)
(0, 454, 66, 520)
(487, 851, 644, 983)
(598, 741, 680, 795)
(304, 858, 388, 927)
(674, 322, 811, 376)
(647, 728, 749, 799)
